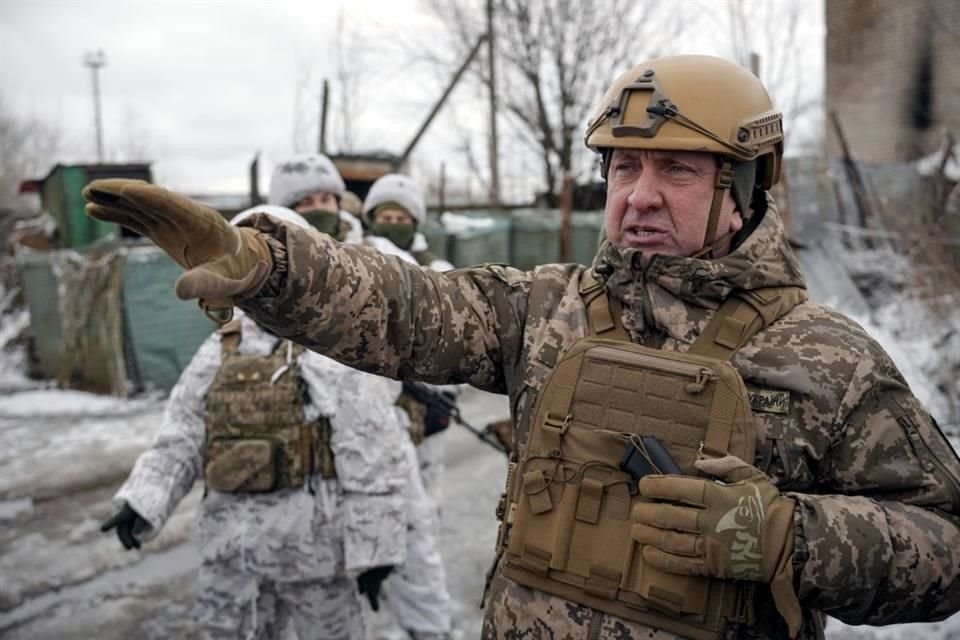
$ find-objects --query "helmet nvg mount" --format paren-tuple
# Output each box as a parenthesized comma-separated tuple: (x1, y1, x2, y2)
(585, 55, 784, 257)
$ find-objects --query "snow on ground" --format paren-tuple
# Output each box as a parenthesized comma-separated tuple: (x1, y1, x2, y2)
(0, 388, 160, 419)
(801, 246, 960, 640)
(0, 383, 509, 640)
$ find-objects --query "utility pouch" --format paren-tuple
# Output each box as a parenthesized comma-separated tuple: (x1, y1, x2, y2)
(502, 337, 756, 640)
(205, 437, 279, 492)
(206, 325, 335, 490)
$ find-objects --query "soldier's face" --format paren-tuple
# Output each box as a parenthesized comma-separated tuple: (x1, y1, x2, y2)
(604, 149, 742, 262)
(373, 208, 415, 227)
(293, 191, 339, 215)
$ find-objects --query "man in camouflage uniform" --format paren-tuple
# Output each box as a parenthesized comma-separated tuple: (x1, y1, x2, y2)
(87, 55, 960, 639)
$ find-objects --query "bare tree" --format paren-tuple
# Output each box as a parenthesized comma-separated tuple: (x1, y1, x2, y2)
(289, 10, 375, 155)
(425, 0, 677, 204)
(113, 106, 153, 163)
(705, 0, 823, 154)
(331, 7, 370, 153)
(0, 96, 61, 209)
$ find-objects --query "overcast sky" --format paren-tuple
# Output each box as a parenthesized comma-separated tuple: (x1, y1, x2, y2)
(0, 0, 824, 201)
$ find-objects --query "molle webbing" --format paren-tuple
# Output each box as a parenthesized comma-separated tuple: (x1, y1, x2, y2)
(579, 270, 807, 360)
(689, 286, 808, 360)
(204, 321, 335, 493)
(579, 272, 630, 342)
(501, 338, 757, 638)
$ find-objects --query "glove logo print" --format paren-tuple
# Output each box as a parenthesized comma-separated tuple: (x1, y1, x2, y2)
(716, 485, 764, 578)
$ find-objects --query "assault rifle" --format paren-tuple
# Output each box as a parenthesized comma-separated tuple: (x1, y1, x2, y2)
(402, 381, 509, 455)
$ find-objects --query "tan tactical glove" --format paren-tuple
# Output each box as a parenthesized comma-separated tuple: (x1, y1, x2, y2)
(83, 179, 272, 317)
(633, 455, 802, 637)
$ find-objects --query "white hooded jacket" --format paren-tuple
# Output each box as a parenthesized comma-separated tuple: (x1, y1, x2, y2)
(113, 311, 414, 580)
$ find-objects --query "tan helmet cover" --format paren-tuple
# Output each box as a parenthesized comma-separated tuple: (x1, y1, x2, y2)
(585, 55, 784, 188)
(340, 191, 363, 216)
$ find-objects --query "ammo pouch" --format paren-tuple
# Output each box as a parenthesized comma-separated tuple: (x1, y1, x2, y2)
(500, 274, 805, 639)
(204, 320, 336, 493)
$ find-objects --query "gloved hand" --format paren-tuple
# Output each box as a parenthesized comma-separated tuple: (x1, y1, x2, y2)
(484, 419, 514, 455)
(83, 179, 273, 314)
(356, 565, 394, 611)
(633, 455, 801, 637)
(100, 501, 149, 551)
(424, 391, 456, 437)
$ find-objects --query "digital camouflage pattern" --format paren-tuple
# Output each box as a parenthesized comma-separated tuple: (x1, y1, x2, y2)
(238, 200, 960, 639)
(112, 312, 416, 636)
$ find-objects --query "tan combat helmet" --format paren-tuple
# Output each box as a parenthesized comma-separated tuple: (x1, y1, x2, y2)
(340, 190, 362, 217)
(585, 55, 784, 257)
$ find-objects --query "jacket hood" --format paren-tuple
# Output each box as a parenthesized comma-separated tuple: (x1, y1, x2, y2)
(593, 198, 806, 344)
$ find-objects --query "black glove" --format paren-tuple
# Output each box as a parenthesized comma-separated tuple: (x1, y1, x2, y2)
(100, 502, 148, 550)
(356, 565, 394, 611)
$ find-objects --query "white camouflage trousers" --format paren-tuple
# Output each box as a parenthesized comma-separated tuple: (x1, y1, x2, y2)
(382, 435, 451, 637)
(193, 561, 364, 640)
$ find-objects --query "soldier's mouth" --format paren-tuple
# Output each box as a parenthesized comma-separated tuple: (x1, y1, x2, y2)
(623, 227, 669, 244)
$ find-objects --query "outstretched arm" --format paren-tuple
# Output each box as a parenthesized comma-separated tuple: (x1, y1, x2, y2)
(238, 213, 531, 393)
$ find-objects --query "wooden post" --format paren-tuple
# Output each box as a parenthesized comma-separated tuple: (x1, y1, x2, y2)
(319, 79, 329, 154)
(487, 0, 501, 210)
(249, 152, 261, 207)
(397, 36, 487, 168)
(830, 109, 874, 247)
(560, 172, 573, 261)
(439, 162, 447, 214)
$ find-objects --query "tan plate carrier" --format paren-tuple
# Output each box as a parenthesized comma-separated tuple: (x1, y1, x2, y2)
(204, 319, 336, 493)
(499, 272, 805, 640)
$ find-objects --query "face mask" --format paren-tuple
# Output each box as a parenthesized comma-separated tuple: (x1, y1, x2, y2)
(302, 210, 343, 238)
(371, 222, 415, 250)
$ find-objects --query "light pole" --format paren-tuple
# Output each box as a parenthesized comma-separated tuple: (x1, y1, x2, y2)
(83, 49, 107, 162)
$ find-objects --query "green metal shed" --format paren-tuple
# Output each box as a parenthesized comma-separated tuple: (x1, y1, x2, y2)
(37, 164, 152, 249)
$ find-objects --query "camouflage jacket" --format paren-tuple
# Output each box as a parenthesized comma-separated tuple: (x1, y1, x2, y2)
(239, 204, 960, 636)
(114, 312, 413, 580)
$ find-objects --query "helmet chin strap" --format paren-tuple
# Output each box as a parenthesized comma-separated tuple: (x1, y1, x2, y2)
(691, 160, 734, 260)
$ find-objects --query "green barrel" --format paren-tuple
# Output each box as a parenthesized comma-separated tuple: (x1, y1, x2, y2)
(571, 211, 605, 267)
(122, 244, 217, 390)
(14, 249, 63, 379)
(418, 216, 449, 262)
(510, 209, 561, 270)
(447, 216, 511, 267)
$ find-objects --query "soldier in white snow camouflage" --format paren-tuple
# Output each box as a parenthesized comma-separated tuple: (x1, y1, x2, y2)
(100, 202, 443, 640)
(359, 173, 455, 638)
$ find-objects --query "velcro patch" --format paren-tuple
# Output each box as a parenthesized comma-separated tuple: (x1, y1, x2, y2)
(748, 389, 790, 415)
